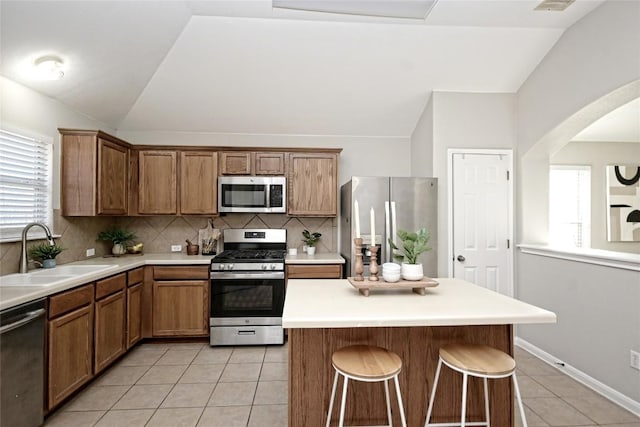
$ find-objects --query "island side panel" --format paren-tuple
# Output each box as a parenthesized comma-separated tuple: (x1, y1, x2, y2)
(288, 325, 513, 427)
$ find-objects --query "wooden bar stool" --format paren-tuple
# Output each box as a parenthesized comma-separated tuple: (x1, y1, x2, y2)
(424, 343, 527, 427)
(326, 345, 407, 427)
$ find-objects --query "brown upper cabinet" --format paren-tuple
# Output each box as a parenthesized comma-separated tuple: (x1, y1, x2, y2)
(138, 150, 178, 215)
(60, 129, 341, 217)
(288, 152, 339, 216)
(134, 150, 217, 216)
(255, 152, 286, 175)
(60, 129, 129, 216)
(220, 151, 252, 175)
(180, 151, 218, 215)
(220, 151, 287, 176)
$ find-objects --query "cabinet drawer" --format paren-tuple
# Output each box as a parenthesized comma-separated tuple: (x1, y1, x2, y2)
(287, 264, 342, 279)
(96, 273, 126, 300)
(49, 284, 94, 319)
(153, 266, 209, 280)
(127, 267, 144, 286)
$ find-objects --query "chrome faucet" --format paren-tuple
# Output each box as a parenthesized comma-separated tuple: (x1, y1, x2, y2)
(20, 222, 55, 273)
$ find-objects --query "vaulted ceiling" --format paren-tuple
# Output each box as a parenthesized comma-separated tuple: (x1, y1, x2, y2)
(1, 0, 608, 137)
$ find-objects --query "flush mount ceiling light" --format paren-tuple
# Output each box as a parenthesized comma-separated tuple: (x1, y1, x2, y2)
(33, 55, 65, 80)
(272, 0, 438, 20)
(534, 0, 575, 12)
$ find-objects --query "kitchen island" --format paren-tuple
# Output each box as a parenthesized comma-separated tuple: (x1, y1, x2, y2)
(283, 278, 556, 427)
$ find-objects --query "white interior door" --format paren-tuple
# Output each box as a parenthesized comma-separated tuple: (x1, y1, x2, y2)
(451, 151, 513, 295)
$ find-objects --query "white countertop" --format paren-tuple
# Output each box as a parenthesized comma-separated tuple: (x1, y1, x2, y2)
(282, 278, 557, 328)
(0, 252, 347, 311)
(0, 254, 213, 311)
(285, 253, 345, 264)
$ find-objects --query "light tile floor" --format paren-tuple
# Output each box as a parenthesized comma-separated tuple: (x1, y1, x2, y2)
(44, 342, 639, 427)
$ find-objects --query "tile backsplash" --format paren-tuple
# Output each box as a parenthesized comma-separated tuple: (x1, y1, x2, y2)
(0, 211, 337, 275)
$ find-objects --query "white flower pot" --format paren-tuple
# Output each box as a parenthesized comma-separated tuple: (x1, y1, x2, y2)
(112, 243, 126, 255)
(401, 263, 423, 281)
(306, 246, 316, 255)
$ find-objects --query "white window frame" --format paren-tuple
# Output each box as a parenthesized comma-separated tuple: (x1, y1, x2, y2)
(549, 164, 591, 249)
(0, 128, 54, 242)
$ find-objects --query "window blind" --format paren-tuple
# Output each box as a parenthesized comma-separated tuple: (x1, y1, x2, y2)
(0, 129, 52, 241)
(549, 165, 591, 248)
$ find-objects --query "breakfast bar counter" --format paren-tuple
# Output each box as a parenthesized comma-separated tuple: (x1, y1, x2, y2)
(283, 278, 556, 427)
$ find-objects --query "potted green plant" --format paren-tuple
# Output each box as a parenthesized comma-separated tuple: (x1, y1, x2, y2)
(302, 229, 322, 255)
(29, 242, 65, 268)
(97, 226, 137, 255)
(388, 228, 431, 280)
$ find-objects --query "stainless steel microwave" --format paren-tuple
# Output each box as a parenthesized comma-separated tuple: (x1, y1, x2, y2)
(218, 176, 286, 213)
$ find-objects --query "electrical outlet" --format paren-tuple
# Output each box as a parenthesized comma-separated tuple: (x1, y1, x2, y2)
(171, 245, 182, 252)
(86, 248, 95, 257)
(631, 350, 640, 370)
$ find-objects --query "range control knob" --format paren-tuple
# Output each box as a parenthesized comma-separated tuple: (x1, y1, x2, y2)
(227, 264, 234, 270)
(270, 264, 277, 270)
(261, 264, 268, 270)
(218, 264, 225, 271)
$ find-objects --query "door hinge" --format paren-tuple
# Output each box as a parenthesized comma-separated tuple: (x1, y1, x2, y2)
(507, 239, 510, 249)
(506, 170, 510, 180)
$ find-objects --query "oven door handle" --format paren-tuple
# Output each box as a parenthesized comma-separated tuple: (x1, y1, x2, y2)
(210, 272, 285, 280)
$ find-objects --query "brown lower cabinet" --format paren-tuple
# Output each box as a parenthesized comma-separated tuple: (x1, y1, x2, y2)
(127, 267, 144, 348)
(286, 263, 343, 279)
(151, 266, 209, 337)
(94, 274, 126, 374)
(94, 290, 126, 373)
(46, 265, 210, 411)
(47, 285, 94, 409)
(127, 282, 143, 348)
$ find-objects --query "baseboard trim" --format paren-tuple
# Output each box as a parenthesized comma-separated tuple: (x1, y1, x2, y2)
(515, 337, 640, 417)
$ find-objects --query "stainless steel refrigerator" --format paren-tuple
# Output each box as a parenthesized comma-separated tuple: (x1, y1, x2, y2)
(340, 176, 438, 278)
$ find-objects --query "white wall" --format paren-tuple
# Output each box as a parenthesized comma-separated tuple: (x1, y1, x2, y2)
(410, 95, 434, 177)
(517, 0, 640, 244)
(517, 253, 640, 402)
(431, 92, 517, 276)
(516, 0, 640, 407)
(0, 76, 114, 209)
(117, 131, 411, 186)
(551, 141, 640, 254)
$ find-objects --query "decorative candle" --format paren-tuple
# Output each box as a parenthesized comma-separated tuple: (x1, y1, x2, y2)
(370, 207, 375, 247)
(354, 200, 360, 238)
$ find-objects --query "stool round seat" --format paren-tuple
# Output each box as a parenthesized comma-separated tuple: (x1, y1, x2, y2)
(440, 343, 516, 376)
(327, 345, 407, 427)
(332, 345, 402, 380)
(425, 343, 528, 427)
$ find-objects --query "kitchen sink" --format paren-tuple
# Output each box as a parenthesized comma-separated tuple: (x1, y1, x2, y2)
(1, 264, 120, 287)
(30, 264, 118, 276)
(0, 274, 76, 287)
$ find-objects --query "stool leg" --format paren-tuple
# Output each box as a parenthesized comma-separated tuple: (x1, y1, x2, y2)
(326, 370, 339, 427)
(461, 372, 468, 427)
(424, 358, 443, 427)
(393, 374, 407, 427)
(338, 376, 349, 427)
(384, 379, 392, 426)
(483, 377, 490, 427)
(512, 373, 528, 427)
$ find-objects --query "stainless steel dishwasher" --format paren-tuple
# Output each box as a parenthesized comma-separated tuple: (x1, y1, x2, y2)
(1, 298, 46, 427)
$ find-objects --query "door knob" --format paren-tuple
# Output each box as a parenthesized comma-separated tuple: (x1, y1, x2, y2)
(457, 255, 466, 262)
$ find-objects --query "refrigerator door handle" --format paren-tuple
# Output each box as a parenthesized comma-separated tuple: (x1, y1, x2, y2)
(391, 201, 397, 248)
(385, 201, 391, 264)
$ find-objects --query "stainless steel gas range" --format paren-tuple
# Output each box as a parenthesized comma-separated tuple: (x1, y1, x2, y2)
(209, 229, 286, 346)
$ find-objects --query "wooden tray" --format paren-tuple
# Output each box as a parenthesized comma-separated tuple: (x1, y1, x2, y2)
(347, 277, 439, 296)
